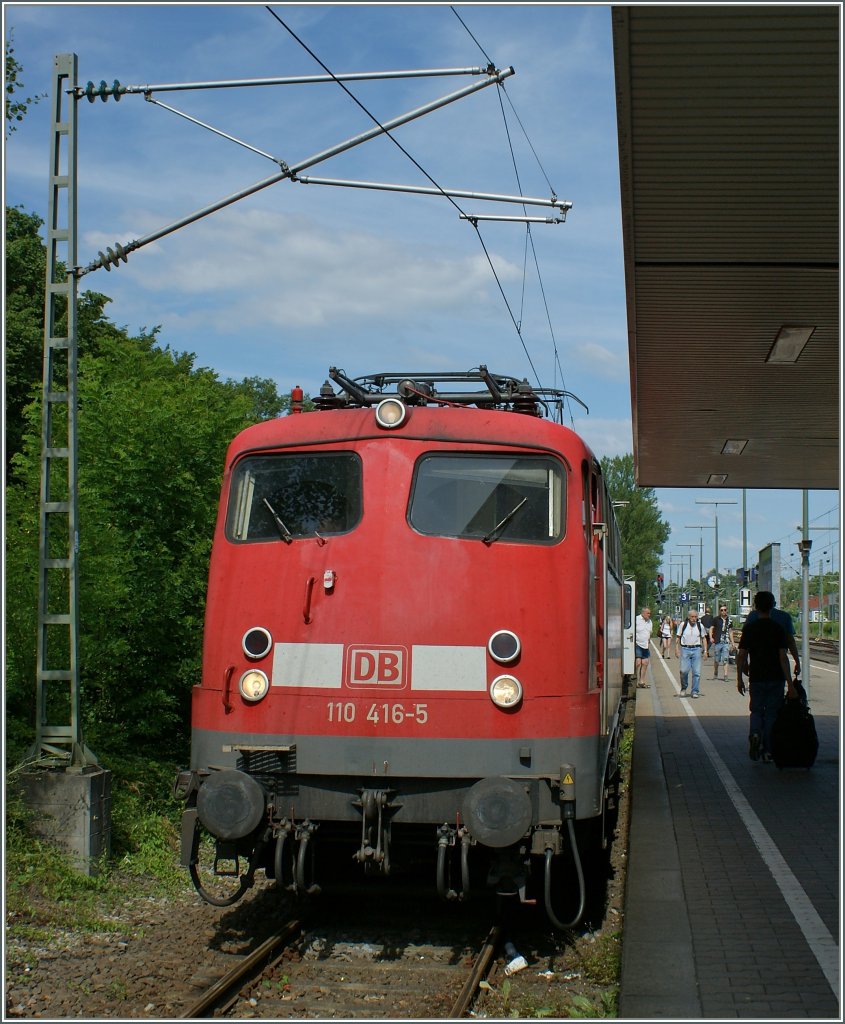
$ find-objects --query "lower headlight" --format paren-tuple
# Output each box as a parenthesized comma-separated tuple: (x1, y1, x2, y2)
(239, 669, 269, 702)
(490, 674, 523, 708)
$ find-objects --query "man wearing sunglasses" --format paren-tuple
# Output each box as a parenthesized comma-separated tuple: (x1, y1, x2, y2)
(710, 604, 734, 681)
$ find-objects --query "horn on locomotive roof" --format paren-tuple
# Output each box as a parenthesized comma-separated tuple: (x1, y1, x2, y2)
(317, 366, 589, 421)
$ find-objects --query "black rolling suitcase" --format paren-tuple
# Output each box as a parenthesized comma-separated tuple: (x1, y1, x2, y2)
(770, 681, 818, 769)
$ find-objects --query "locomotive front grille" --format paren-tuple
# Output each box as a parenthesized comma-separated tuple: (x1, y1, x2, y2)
(228, 745, 297, 775)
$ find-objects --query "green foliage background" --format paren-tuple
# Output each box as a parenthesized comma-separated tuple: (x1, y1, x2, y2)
(5, 206, 291, 763)
(601, 452, 670, 604)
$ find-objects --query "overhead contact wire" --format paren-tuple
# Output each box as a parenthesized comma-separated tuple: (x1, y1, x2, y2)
(265, 5, 466, 220)
(268, 3, 542, 391)
(470, 223, 543, 387)
(495, 81, 570, 412)
(491, 43, 572, 418)
(450, 6, 495, 65)
(453, 5, 568, 406)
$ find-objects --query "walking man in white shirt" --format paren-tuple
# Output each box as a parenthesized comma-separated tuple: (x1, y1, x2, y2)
(634, 606, 653, 689)
(675, 608, 707, 697)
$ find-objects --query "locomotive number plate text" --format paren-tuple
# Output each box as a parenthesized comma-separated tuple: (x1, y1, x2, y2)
(326, 701, 429, 725)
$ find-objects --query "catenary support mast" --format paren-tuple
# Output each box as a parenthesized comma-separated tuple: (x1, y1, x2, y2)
(33, 53, 96, 768)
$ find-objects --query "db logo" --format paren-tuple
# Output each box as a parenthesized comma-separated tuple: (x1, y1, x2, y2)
(345, 646, 407, 688)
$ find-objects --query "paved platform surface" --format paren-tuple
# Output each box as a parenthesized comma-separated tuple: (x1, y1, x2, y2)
(619, 643, 840, 1020)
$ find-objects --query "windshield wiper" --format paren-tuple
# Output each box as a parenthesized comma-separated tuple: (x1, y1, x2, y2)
(482, 497, 528, 546)
(263, 498, 293, 544)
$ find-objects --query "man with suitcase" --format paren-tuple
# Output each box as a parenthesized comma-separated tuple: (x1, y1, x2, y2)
(736, 590, 798, 762)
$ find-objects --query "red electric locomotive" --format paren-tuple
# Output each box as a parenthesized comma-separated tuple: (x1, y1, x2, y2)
(174, 367, 627, 926)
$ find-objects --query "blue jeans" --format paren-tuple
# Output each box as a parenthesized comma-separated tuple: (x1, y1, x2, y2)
(749, 679, 786, 754)
(713, 641, 730, 666)
(679, 647, 702, 695)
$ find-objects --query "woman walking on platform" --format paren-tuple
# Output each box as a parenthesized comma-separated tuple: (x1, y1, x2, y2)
(660, 614, 673, 659)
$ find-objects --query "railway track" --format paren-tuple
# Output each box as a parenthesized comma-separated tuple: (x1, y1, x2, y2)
(180, 904, 503, 1019)
(801, 637, 839, 664)
(181, 917, 302, 1018)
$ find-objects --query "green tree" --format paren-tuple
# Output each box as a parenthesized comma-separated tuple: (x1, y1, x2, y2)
(5, 32, 46, 137)
(601, 452, 670, 603)
(5, 206, 47, 472)
(4, 209, 291, 760)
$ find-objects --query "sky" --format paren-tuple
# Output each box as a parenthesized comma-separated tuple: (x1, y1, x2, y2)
(3, 2, 840, 594)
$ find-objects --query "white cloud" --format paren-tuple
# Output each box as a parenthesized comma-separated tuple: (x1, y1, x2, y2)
(570, 416, 633, 460)
(84, 207, 519, 334)
(571, 340, 627, 380)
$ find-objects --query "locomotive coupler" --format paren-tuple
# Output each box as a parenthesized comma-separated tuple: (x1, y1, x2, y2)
(487, 843, 531, 903)
(352, 788, 394, 873)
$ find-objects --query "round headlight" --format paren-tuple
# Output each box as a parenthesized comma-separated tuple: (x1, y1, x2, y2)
(242, 626, 272, 660)
(375, 397, 407, 429)
(490, 675, 523, 709)
(488, 629, 521, 664)
(239, 669, 269, 702)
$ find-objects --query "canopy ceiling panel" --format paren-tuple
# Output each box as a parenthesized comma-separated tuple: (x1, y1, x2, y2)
(612, 5, 840, 489)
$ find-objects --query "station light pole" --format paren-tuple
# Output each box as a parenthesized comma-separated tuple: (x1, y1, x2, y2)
(677, 545, 698, 602)
(818, 557, 831, 638)
(797, 495, 812, 699)
(686, 525, 715, 587)
(695, 499, 738, 609)
(669, 561, 686, 613)
(795, 513, 839, 685)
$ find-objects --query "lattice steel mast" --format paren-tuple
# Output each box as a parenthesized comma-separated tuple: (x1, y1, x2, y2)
(32, 53, 96, 767)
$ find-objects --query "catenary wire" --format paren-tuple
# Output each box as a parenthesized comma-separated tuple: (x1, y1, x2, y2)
(452, 6, 572, 418)
(265, 4, 546, 393)
(450, 6, 495, 66)
(452, 7, 557, 199)
(265, 6, 467, 219)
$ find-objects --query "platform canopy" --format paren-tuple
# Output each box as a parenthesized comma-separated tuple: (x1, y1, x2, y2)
(612, 5, 839, 489)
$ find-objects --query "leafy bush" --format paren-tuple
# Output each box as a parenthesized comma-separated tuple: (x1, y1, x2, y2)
(6, 752, 188, 933)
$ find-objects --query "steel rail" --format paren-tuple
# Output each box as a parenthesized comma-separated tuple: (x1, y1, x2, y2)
(449, 923, 502, 1019)
(180, 917, 302, 1019)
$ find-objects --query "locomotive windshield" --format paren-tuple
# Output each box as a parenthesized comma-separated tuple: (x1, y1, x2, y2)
(226, 453, 362, 541)
(409, 454, 564, 544)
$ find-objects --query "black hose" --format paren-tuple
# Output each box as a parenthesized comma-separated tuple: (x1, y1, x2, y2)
(460, 830, 471, 899)
(189, 862, 251, 908)
(436, 838, 449, 899)
(274, 832, 288, 889)
(543, 819, 585, 929)
(189, 830, 267, 908)
(295, 829, 321, 895)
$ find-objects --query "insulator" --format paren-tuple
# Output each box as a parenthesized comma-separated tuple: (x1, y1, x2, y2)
(83, 79, 121, 103)
(315, 380, 344, 411)
(513, 378, 540, 416)
(96, 243, 129, 272)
